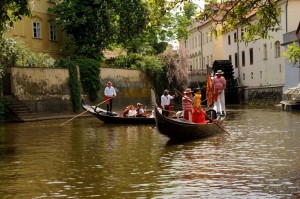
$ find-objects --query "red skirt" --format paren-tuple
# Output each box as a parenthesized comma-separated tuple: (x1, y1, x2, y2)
(192, 108, 206, 124)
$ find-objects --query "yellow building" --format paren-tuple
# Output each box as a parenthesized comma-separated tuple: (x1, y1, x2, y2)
(4, 0, 63, 59)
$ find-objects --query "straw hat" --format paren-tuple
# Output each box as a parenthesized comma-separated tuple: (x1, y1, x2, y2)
(215, 70, 224, 75)
(126, 105, 134, 109)
(163, 89, 169, 95)
(184, 88, 193, 94)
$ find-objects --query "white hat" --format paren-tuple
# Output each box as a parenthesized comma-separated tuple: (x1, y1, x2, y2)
(215, 70, 224, 75)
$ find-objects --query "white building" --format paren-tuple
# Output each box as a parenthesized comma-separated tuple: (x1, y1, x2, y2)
(180, 19, 223, 82)
(183, 0, 300, 91)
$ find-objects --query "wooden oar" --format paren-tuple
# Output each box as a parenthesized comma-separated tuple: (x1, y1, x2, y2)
(174, 88, 230, 135)
(60, 97, 112, 126)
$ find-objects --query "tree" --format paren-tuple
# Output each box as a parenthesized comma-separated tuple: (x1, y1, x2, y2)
(283, 42, 300, 67)
(0, 0, 31, 37)
(50, 0, 148, 60)
(160, 45, 189, 91)
(169, 0, 281, 42)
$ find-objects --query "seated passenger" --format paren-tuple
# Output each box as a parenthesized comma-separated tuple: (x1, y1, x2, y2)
(136, 103, 145, 117)
(123, 105, 136, 117)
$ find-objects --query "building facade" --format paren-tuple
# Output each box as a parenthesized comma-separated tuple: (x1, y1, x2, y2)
(183, 0, 300, 97)
(4, 0, 63, 59)
(181, 19, 224, 83)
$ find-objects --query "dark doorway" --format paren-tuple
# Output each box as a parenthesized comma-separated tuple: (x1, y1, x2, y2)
(2, 72, 11, 95)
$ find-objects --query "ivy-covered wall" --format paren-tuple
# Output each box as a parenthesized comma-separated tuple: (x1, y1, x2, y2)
(7, 67, 153, 113)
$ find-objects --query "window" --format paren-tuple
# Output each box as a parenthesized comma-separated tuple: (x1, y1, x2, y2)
(195, 37, 197, 48)
(263, 43, 268, 60)
(234, 32, 237, 42)
(33, 22, 41, 38)
(229, 55, 232, 63)
(279, 64, 282, 73)
(196, 58, 198, 69)
(260, 71, 262, 79)
(199, 57, 202, 69)
(275, 41, 281, 58)
(207, 56, 209, 67)
(50, 24, 56, 41)
(251, 72, 253, 79)
(206, 32, 208, 43)
(249, 48, 253, 65)
(242, 51, 245, 66)
(198, 35, 201, 46)
(241, 28, 244, 40)
(243, 73, 245, 80)
(228, 35, 231, 45)
(234, 53, 238, 68)
(192, 38, 194, 49)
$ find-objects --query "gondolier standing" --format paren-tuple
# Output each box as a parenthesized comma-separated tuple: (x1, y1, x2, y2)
(104, 81, 116, 114)
(212, 70, 226, 116)
(161, 89, 175, 117)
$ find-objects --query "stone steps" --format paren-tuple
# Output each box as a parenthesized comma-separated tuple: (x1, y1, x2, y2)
(4, 95, 39, 122)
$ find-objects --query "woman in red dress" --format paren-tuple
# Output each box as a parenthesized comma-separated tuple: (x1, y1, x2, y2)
(192, 88, 206, 124)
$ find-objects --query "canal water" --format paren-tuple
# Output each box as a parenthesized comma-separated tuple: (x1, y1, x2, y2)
(0, 106, 299, 198)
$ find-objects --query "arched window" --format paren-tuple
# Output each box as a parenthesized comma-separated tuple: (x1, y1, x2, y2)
(275, 41, 281, 58)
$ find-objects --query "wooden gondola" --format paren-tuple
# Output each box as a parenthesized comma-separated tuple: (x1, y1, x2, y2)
(154, 105, 226, 140)
(81, 100, 155, 124)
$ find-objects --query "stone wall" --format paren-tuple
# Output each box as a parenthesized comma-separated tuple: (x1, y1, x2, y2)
(99, 68, 153, 110)
(244, 85, 283, 105)
(8, 67, 153, 113)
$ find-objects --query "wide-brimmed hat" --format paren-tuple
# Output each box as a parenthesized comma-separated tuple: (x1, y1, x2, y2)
(163, 89, 169, 95)
(215, 70, 224, 75)
(137, 103, 143, 106)
(126, 105, 134, 109)
(184, 88, 193, 94)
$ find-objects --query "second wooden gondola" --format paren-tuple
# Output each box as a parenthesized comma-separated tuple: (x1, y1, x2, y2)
(154, 105, 226, 140)
(82, 100, 155, 124)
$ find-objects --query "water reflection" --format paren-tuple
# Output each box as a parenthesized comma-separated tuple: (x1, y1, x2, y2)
(0, 107, 299, 198)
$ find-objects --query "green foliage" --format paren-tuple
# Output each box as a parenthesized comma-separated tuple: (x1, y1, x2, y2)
(283, 42, 300, 67)
(174, 13, 193, 41)
(0, 38, 19, 71)
(195, 0, 282, 43)
(0, 38, 56, 70)
(68, 62, 81, 112)
(152, 42, 169, 55)
(50, 0, 148, 59)
(76, 57, 101, 101)
(0, 0, 31, 36)
(57, 44, 101, 107)
(112, 53, 163, 73)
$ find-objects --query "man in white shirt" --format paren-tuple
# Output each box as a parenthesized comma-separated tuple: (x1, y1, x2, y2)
(161, 89, 175, 117)
(104, 81, 116, 113)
